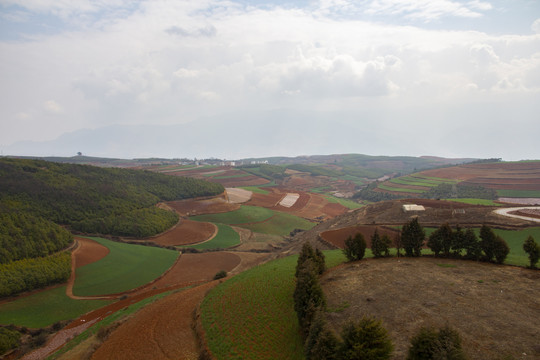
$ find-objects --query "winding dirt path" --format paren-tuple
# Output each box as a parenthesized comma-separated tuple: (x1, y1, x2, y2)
(494, 206, 540, 223)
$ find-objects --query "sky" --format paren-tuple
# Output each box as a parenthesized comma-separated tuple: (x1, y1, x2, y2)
(1, 0, 539, 160)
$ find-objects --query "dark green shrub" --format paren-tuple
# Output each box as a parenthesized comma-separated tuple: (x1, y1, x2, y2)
(479, 225, 496, 261)
(401, 218, 425, 257)
(0, 327, 20, 355)
(523, 236, 540, 268)
(462, 229, 481, 260)
(213, 270, 227, 280)
(294, 259, 326, 335)
(427, 223, 453, 257)
(343, 233, 367, 261)
(371, 229, 391, 258)
(305, 311, 339, 360)
(338, 317, 393, 360)
(407, 325, 466, 360)
(493, 236, 510, 264)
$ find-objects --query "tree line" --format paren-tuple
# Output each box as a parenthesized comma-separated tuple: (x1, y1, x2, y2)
(0, 252, 71, 297)
(0, 212, 73, 264)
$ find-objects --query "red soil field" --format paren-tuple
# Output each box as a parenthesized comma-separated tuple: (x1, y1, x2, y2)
(91, 281, 218, 360)
(149, 219, 216, 246)
(211, 175, 270, 187)
(510, 209, 540, 220)
(74, 238, 110, 269)
(320, 225, 399, 249)
(143, 252, 241, 290)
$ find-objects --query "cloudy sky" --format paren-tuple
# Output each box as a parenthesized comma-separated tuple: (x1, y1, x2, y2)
(1, 0, 539, 160)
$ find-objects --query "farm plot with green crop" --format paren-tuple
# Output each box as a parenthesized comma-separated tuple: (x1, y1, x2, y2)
(378, 183, 424, 193)
(496, 189, 540, 198)
(444, 198, 501, 206)
(0, 286, 112, 328)
(190, 206, 274, 225)
(201, 250, 346, 360)
(324, 195, 363, 209)
(184, 224, 240, 250)
(73, 237, 179, 297)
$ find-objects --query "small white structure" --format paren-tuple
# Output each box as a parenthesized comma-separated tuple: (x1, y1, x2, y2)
(402, 204, 425, 212)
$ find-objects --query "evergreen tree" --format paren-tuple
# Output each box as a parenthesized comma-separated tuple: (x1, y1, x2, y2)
(479, 225, 496, 261)
(338, 317, 393, 360)
(343, 233, 367, 261)
(427, 223, 453, 257)
(294, 259, 326, 335)
(462, 229, 481, 260)
(492, 235, 510, 264)
(401, 218, 425, 257)
(523, 235, 540, 268)
(371, 229, 391, 258)
(305, 310, 339, 360)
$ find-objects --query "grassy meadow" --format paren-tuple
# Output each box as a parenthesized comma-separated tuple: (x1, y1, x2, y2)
(201, 250, 347, 360)
(73, 237, 179, 296)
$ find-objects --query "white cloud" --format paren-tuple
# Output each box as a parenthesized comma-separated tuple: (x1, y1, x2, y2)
(532, 18, 540, 34)
(43, 100, 63, 114)
(1, 0, 539, 159)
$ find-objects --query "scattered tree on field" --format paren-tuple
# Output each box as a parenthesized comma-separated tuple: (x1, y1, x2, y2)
(338, 317, 393, 360)
(401, 218, 425, 257)
(523, 235, 540, 268)
(371, 229, 391, 258)
(343, 233, 367, 261)
(296, 242, 325, 276)
(407, 325, 466, 360)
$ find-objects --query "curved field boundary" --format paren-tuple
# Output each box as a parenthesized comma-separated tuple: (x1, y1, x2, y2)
(494, 207, 540, 223)
(184, 224, 240, 250)
(320, 225, 399, 249)
(149, 220, 217, 246)
(72, 237, 179, 297)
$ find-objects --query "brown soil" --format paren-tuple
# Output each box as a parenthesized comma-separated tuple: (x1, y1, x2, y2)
(149, 219, 216, 246)
(511, 209, 540, 220)
(74, 238, 110, 269)
(144, 252, 241, 289)
(321, 257, 540, 360)
(91, 281, 218, 360)
(320, 225, 399, 248)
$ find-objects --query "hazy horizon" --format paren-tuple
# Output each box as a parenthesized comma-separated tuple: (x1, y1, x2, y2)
(1, 0, 539, 160)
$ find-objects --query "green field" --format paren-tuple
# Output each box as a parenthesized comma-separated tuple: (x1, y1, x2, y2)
(185, 224, 240, 250)
(324, 195, 363, 209)
(0, 285, 112, 328)
(240, 212, 315, 236)
(201, 250, 346, 360)
(73, 237, 179, 297)
(389, 177, 440, 188)
(214, 173, 251, 179)
(496, 189, 540, 198)
(190, 206, 274, 225)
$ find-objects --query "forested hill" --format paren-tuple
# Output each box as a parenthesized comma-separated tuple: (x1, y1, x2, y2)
(0, 158, 224, 238)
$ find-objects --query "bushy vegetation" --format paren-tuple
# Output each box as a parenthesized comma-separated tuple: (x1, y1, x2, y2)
(72, 206, 178, 237)
(407, 325, 466, 360)
(343, 233, 367, 261)
(0, 252, 71, 297)
(371, 229, 391, 258)
(423, 183, 496, 200)
(0, 327, 21, 355)
(401, 218, 425, 257)
(0, 158, 223, 237)
(425, 224, 510, 264)
(338, 318, 393, 360)
(523, 236, 540, 268)
(353, 182, 404, 202)
(294, 243, 327, 335)
(0, 211, 73, 264)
